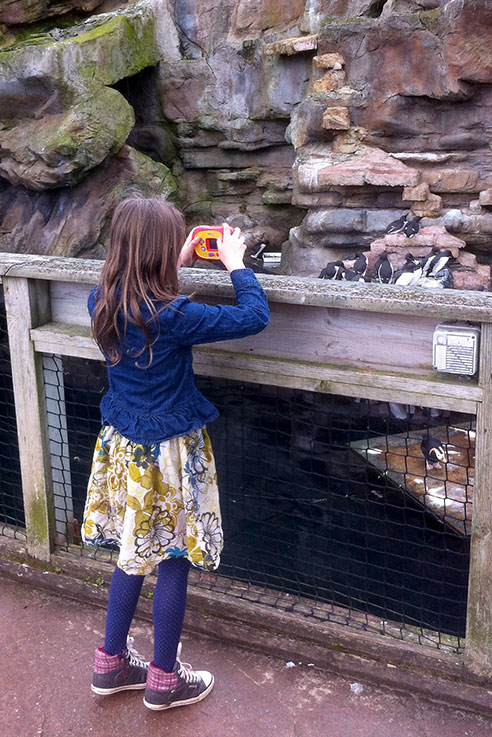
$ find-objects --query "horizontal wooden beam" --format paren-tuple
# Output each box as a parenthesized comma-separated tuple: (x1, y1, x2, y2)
(194, 349, 480, 413)
(1, 252, 492, 321)
(30, 322, 480, 413)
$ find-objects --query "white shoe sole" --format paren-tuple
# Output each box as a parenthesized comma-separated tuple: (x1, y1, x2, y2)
(91, 682, 147, 695)
(143, 675, 215, 710)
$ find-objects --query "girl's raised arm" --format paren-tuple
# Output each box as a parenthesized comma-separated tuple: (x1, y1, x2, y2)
(169, 224, 269, 346)
(168, 268, 269, 347)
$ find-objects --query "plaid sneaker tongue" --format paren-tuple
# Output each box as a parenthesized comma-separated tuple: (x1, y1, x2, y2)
(147, 662, 179, 690)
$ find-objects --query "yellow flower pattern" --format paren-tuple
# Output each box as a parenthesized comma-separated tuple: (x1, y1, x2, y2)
(81, 425, 223, 576)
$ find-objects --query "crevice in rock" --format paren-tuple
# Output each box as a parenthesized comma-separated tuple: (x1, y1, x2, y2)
(111, 67, 179, 166)
(367, 0, 388, 18)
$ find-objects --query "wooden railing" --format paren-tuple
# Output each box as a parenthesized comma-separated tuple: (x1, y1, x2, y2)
(1, 252, 492, 679)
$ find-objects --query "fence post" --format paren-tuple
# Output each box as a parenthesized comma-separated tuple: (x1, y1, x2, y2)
(3, 276, 55, 562)
(464, 321, 492, 678)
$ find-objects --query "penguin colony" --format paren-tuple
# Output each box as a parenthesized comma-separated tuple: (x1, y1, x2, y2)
(318, 213, 455, 289)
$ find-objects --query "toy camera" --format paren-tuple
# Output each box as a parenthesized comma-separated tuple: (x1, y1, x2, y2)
(190, 225, 226, 261)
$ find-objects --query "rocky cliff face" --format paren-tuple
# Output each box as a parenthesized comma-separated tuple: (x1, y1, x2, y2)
(0, 0, 491, 284)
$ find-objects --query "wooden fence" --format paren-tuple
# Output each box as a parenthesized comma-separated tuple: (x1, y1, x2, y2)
(1, 252, 492, 681)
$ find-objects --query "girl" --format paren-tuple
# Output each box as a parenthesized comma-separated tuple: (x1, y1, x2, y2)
(81, 198, 269, 711)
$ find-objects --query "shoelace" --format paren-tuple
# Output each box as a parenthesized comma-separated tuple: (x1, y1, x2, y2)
(125, 636, 150, 669)
(177, 661, 201, 685)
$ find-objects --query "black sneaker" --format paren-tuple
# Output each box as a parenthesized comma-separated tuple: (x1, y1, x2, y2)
(91, 636, 149, 695)
(143, 659, 214, 710)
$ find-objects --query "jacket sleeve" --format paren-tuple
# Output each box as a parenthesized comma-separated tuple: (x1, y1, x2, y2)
(168, 268, 270, 347)
(87, 285, 98, 318)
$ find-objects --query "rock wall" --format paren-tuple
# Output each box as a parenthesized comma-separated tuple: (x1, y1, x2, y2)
(1, 0, 492, 282)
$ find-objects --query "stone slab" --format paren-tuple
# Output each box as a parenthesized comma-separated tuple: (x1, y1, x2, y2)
(263, 34, 318, 56)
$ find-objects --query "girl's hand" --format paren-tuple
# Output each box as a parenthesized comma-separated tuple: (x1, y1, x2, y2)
(178, 233, 201, 269)
(217, 224, 246, 273)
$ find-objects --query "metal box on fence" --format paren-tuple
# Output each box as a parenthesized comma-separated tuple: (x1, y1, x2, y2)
(432, 324, 480, 376)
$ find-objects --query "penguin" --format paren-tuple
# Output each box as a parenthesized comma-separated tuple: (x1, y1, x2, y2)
(418, 276, 445, 290)
(343, 269, 366, 282)
(319, 260, 345, 280)
(420, 436, 447, 470)
(353, 252, 368, 276)
(372, 251, 394, 283)
(421, 247, 440, 277)
(385, 213, 408, 235)
(403, 216, 422, 238)
(429, 249, 453, 277)
(433, 267, 454, 289)
(394, 261, 422, 286)
(404, 252, 419, 266)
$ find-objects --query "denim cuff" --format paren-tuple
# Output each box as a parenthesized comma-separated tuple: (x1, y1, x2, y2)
(230, 268, 257, 290)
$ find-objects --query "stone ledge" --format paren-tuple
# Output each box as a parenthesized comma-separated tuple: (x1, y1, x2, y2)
(2, 252, 492, 321)
(263, 35, 318, 56)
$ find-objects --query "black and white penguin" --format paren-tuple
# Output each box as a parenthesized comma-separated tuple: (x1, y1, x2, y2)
(319, 260, 345, 280)
(420, 436, 447, 470)
(343, 269, 366, 282)
(385, 213, 408, 235)
(429, 249, 453, 277)
(419, 276, 445, 290)
(433, 267, 454, 289)
(421, 247, 440, 277)
(404, 252, 419, 267)
(403, 216, 422, 238)
(372, 252, 394, 283)
(394, 261, 422, 286)
(353, 252, 368, 276)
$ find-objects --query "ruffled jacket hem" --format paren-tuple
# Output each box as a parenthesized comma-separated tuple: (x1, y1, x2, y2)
(100, 391, 219, 445)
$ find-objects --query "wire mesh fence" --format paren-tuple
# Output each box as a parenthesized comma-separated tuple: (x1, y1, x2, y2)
(0, 290, 25, 540)
(43, 355, 471, 653)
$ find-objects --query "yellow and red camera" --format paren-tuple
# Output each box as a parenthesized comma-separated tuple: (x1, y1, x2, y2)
(190, 225, 225, 261)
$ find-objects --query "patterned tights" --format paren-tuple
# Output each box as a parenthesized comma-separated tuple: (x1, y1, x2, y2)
(104, 557, 191, 672)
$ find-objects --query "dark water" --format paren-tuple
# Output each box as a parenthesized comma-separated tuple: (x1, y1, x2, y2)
(0, 336, 470, 638)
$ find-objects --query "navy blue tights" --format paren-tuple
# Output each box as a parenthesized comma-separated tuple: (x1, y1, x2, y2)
(104, 557, 191, 672)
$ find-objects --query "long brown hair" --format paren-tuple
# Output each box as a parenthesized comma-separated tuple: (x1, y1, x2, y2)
(92, 197, 185, 368)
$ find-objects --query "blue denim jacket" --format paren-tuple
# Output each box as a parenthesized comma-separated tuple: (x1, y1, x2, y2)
(88, 268, 269, 444)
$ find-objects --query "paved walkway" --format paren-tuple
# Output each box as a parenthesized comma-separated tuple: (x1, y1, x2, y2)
(1, 576, 492, 737)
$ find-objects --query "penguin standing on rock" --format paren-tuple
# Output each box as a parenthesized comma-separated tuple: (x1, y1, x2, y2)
(404, 252, 419, 267)
(319, 260, 345, 280)
(429, 249, 453, 277)
(420, 436, 447, 470)
(353, 252, 368, 276)
(403, 216, 422, 238)
(385, 214, 408, 235)
(394, 261, 422, 286)
(372, 252, 394, 283)
(343, 269, 366, 282)
(421, 247, 440, 277)
(433, 267, 454, 289)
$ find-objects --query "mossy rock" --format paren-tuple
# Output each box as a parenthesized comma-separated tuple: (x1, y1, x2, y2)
(0, 3, 161, 189)
(0, 86, 135, 189)
(0, 10, 159, 88)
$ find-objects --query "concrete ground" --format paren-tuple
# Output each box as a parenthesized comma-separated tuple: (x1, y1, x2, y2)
(1, 576, 492, 737)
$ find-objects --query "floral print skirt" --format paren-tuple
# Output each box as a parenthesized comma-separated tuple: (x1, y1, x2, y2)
(81, 424, 223, 576)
